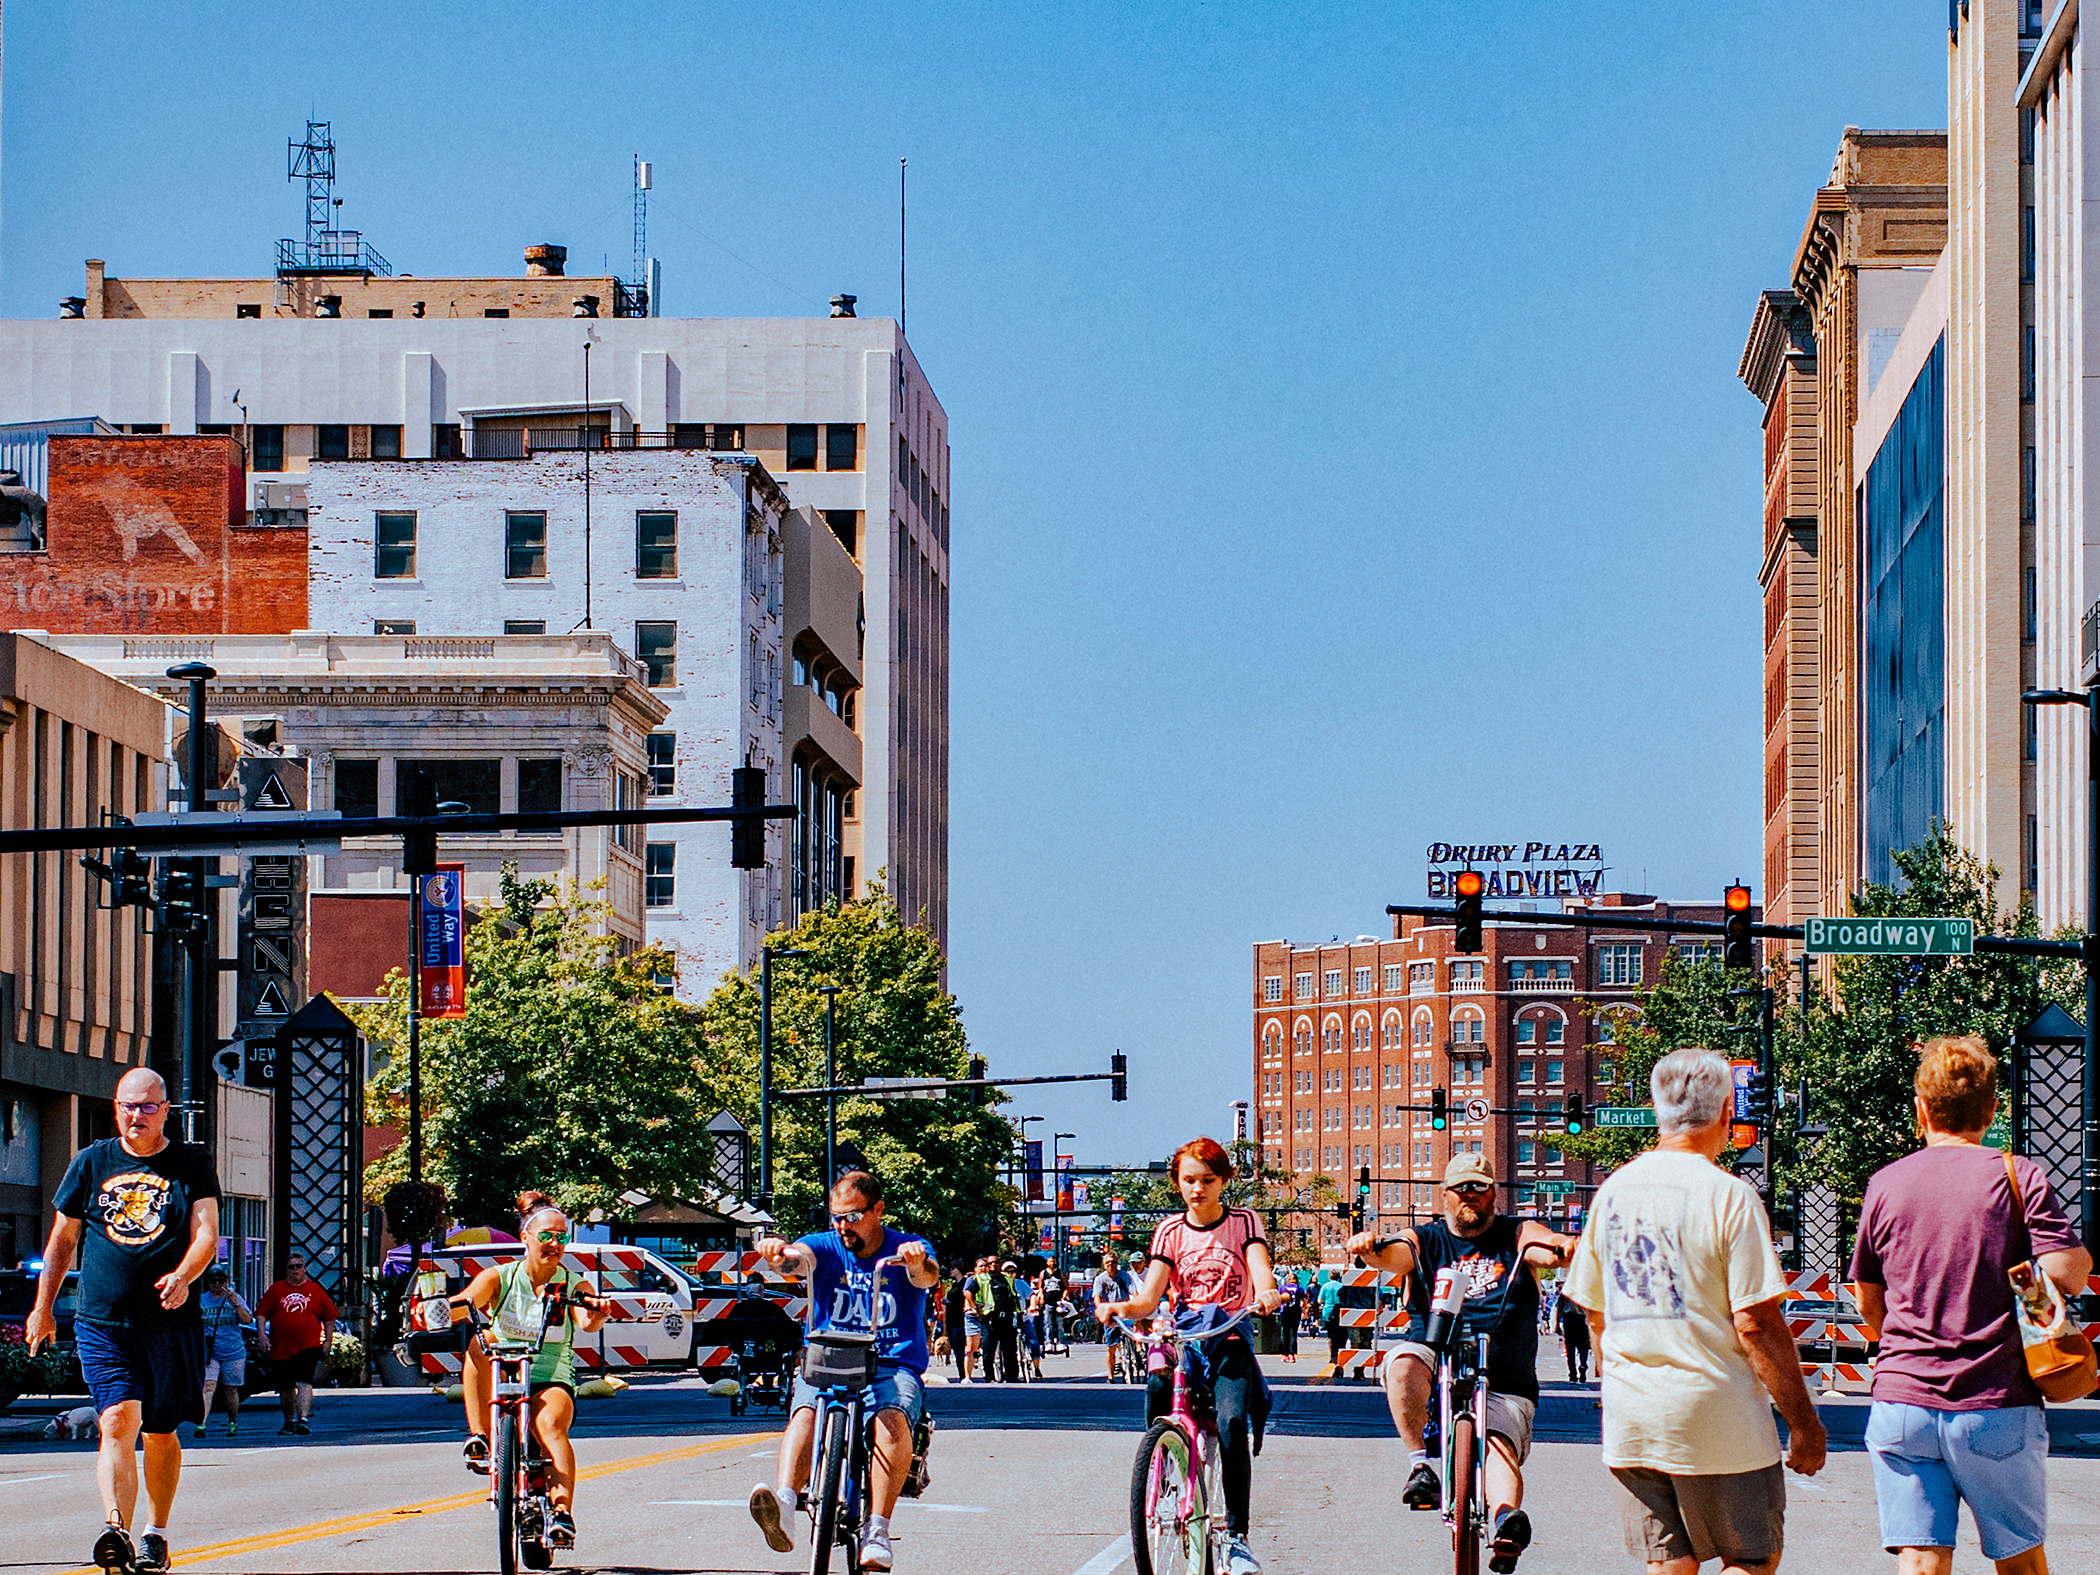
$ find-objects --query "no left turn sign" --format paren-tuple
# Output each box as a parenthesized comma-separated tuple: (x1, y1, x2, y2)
(1464, 1097, 1490, 1123)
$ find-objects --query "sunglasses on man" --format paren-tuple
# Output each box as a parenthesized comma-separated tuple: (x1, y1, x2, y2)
(1446, 1183, 1495, 1197)
(830, 1208, 872, 1227)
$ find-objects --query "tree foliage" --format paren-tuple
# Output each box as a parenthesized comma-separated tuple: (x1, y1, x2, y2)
(1063, 1140, 1344, 1269)
(353, 869, 721, 1230)
(696, 883, 1012, 1260)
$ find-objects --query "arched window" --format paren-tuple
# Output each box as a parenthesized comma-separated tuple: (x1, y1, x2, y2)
(1382, 1010, 1403, 1050)
(1412, 1008, 1434, 1048)
(1352, 1012, 1372, 1051)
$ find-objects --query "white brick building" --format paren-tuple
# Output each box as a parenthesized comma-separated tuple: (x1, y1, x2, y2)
(303, 448, 793, 991)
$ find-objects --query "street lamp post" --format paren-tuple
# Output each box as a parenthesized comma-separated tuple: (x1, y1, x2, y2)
(757, 945, 810, 1212)
(167, 664, 216, 1149)
(1053, 1131, 1075, 1277)
(2023, 684, 2100, 1254)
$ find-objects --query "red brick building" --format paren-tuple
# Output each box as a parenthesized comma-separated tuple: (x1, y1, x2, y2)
(1253, 895, 1748, 1254)
(0, 435, 307, 633)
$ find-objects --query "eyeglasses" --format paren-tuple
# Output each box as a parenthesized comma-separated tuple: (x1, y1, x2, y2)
(1447, 1183, 1495, 1197)
(830, 1209, 871, 1227)
(116, 1101, 165, 1116)
(533, 1229, 570, 1245)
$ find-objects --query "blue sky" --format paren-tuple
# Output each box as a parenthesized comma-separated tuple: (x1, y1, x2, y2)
(0, 2, 1952, 1165)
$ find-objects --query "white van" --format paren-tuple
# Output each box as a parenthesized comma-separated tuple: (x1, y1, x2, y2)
(408, 1243, 697, 1379)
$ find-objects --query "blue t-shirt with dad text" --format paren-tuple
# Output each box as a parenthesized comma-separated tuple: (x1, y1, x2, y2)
(798, 1224, 932, 1374)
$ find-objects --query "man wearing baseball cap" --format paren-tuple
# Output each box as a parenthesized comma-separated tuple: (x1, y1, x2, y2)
(1347, 1152, 1577, 1573)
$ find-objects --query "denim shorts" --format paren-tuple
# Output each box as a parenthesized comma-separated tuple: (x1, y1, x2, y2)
(1865, 1401, 2048, 1560)
(790, 1364, 924, 1426)
(76, 1320, 206, 1436)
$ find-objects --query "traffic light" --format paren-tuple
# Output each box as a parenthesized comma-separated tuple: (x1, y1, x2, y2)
(1740, 1065, 1770, 1126)
(1110, 1051, 1128, 1102)
(1355, 1164, 1372, 1227)
(1723, 883, 1754, 970)
(400, 764, 438, 876)
(967, 1054, 988, 1107)
(1453, 868, 1485, 953)
(1564, 1092, 1584, 1136)
(730, 764, 766, 869)
(1430, 1087, 1449, 1131)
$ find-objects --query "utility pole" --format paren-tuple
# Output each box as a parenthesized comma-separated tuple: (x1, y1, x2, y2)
(821, 985, 839, 1196)
(757, 945, 809, 1213)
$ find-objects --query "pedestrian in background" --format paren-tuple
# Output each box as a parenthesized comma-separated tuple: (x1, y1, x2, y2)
(960, 1256, 990, 1381)
(256, 1256, 337, 1436)
(1555, 1287, 1591, 1385)
(941, 1268, 971, 1383)
(1849, 1035, 2091, 1575)
(1277, 1273, 1302, 1362)
(1562, 1046, 1825, 1574)
(197, 1268, 253, 1438)
(1317, 1268, 1344, 1366)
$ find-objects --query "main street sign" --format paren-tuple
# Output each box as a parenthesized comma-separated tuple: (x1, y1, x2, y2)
(1595, 1107, 1658, 1129)
(1532, 1180, 1578, 1196)
(1804, 916, 1974, 956)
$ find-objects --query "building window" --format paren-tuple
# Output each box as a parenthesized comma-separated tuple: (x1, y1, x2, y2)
(317, 424, 350, 460)
(251, 425, 285, 472)
(645, 842, 676, 907)
(434, 424, 464, 460)
(647, 733, 676, 796)
(1597, 944, 1643, 986)
(484, 308, 509, 318)
(635, 622, 676, 687)
(1411, 962, 1434, 992)
(636, 511, 677, 578)
(614, 770, 642, 851)
(518, 758, 561, 816)
(1518, 1061, 1535, 1084)
(1384, 964, 1404, 990)
(786, 424, 819, 470)
(1519, 1141, 1535, 1165)
(504, 620, 545, 635)
(1546, 1059, 1565, 1084)
(1295, 972, 1314, 998)
(2023, 205, 2036, 283)
(371, 425, 402, 459)
(1354, 966, 1372, 993)
(375, 512, 417, 579)
(1324, 970, 1343, 996)
(822, 509, 858, 555)
(1264, 977, 1282, 1002)
(1546, 1019, 1564, 1044)
(236, 302, 262, 319)
(825, 424, 857, 471)
(1517, 1019, 1536, 1045)
(374, 619, 415, 635)
(399, 759, 500, 815)
(334, 760, 378, 820)
(2024, 325, 2036, 404)
(505, 511, 548, 579)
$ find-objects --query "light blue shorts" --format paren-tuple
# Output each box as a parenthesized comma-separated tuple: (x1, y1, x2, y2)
(790, 1364, 923, 1425)
(1865, 1401, 2048, 1560)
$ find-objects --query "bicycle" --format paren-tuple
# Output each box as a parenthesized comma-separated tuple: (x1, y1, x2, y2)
(1119, 1306, 1254, 1575)
(1112, 1328, 1146, 1386)
(482, 1284, 587, 1575)
(1413, 1264, 1501, 1575)
(800, 1254, 930, 1575)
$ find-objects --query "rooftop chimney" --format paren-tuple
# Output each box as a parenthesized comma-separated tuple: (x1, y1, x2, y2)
(830, 294, 857, 318)
(526, 244, 568, 278)
(85, 260, 106, 320)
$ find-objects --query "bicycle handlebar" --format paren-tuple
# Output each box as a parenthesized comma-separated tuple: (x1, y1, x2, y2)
(1110, 1306, 1256, 1346)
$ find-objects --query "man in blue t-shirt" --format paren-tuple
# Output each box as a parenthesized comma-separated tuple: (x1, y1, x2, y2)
(748, 1171, 937, 1574)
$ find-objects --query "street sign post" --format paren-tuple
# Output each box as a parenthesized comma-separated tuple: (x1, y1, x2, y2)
(1595, 1107, 1658, 1129)
(1533, 1180, 1577, 1196)
(1804, 916, 1974, 956)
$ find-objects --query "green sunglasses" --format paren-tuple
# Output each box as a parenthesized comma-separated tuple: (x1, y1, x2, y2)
(533, 1229, 571, 1245)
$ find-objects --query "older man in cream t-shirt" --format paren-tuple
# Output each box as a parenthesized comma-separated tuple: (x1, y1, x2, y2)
(1562, 1047, 1825, 1575)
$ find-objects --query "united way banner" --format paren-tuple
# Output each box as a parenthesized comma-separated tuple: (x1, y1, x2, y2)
(1024, 1140, 1044, 1202)
(418, 865, 467, 1018)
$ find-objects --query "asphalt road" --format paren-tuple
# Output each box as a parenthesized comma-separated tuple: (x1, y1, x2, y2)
(6, 1345, 2100, 1574)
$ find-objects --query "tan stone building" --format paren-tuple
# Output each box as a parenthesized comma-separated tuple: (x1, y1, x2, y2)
(1740, 130, 1946, 937)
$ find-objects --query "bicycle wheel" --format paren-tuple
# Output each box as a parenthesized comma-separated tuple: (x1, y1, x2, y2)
(808, 1404, 851, 1575)
(493, 1411, 521, 1575)
(1130, 1419, 1202, 1575)
(1449, 1412, 1479, 1575)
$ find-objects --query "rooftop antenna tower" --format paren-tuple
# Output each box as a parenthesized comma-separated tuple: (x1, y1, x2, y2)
(625, 156, 655, 317)
(289, 121, 336, 259)
(277, 119, 390, 305)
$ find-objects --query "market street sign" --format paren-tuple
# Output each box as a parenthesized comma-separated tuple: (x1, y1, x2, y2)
(1595, 1107, 1658, 1129)
(1804, 916, 1974, 956)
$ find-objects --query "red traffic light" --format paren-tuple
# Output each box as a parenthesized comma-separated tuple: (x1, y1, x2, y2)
(1724, 883, 1752, 913)
(1454, 869, 1485, 899)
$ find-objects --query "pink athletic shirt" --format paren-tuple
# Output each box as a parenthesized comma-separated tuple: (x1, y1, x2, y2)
(1148, 1207, 1266, 1312)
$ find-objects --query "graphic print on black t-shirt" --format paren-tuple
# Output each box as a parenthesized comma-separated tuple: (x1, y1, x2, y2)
(1402, 1216, 1541, 1402)
(53, 1138, 222, 1329)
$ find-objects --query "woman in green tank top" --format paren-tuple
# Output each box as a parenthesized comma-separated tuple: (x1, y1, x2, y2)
(456, 1200, 608, 1546)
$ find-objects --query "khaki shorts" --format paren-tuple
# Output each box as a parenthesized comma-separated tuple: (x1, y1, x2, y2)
(1386, 1342, 1536, 1464)
(1611, 1464, 1785, 1567)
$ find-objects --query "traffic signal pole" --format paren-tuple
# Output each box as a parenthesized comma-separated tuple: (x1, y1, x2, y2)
(171, 663, 216, 1149)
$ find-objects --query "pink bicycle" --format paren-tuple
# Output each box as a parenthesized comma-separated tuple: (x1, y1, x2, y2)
(1115, 1307, 1254, 1575)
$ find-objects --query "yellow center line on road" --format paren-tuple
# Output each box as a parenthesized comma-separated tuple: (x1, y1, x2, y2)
(55, 1430, 766, 1573)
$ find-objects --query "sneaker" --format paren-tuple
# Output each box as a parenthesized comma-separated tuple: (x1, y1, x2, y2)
(226, 1419, 238, 1439)
(1402, 1461, 1440, 1510)
(547, 1512, 576, 1549)
(92, 1524, 135, 1575)
(748, 1483, 795, 1553)
(1222, 1535, 1261, 1575)
(278, 1421, 296, 1436)
(462, 1435, 490, 1475)
(136, 1533, 169, 1573)
(1489, 1507, 1532, 1574)
(293, 1418, 311, 1435)
(859, 1523, 893, 1571)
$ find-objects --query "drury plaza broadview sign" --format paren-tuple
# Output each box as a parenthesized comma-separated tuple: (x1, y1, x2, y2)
(1425, 842, 1608, 901)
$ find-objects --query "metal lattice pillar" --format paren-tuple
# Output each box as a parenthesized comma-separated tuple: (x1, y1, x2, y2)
(2021, 1038, 2088, 1240)
(271, 995, 364, 1301)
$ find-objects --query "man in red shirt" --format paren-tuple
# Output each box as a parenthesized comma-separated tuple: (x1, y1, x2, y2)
(256, 1256, 337, 1436)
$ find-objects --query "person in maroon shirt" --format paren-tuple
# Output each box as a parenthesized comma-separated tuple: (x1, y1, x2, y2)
(256, 1256, 338, 1436)
(1849, 1035, 2092, 1575)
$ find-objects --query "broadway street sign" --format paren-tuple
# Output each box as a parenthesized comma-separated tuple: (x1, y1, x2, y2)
(1804, 916, 1974, 957)
(1595, 1107, 1658, 1129)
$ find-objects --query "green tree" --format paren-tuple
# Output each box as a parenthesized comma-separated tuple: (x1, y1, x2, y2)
(353, 869, 722, 1229)
(696, 883, 1012, 1260)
